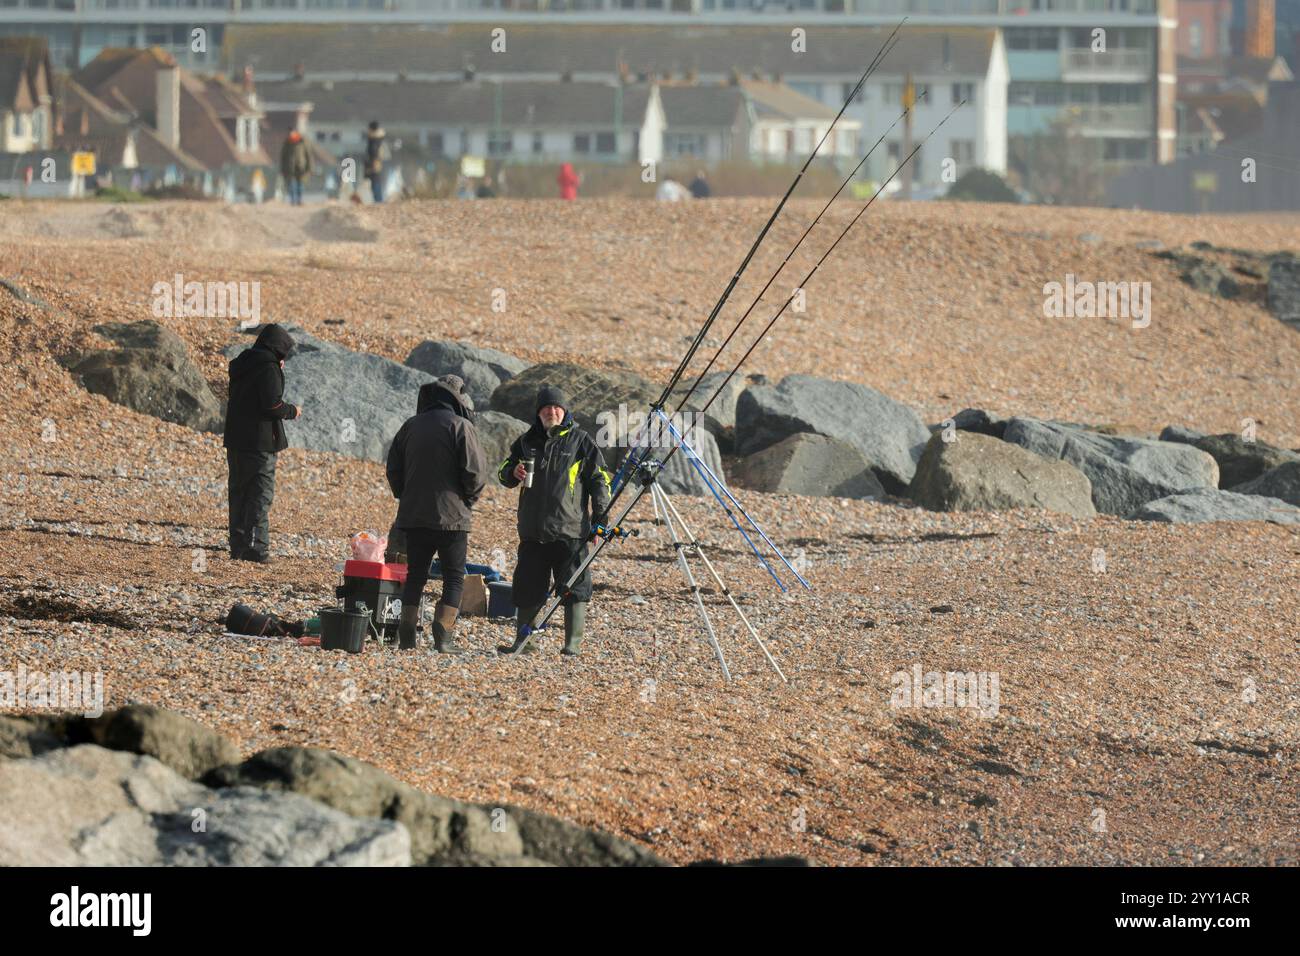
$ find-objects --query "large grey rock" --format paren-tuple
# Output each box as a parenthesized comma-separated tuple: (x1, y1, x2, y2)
(1190, 434, 1300, 489)
(68, 321, 223, 432)
(1267, 254, 1300, 327)
(1232, 460, 1300, 505)
(204, 746, 523, 865)
(1159, 425, 1208, 445)
(226, 328, 435, 462)
(909, 432, 1095, 519)
(735, 374, 931, 493)
(654, 423, 726, 497)
(0, 714, 68, 760)
(1003, 417, 1218, 515)
(506, 804, 668, 867)
(734, 433, 884, 499)
(475, 410, 529, 472)
(0, 745, 410, 866)
(668, 371, 760, 451)
(489, 363, 658, 448)
(941, 408, 1007, 440)
(405, 340, 529, 410)
(1129, 488, 1300, 524)
(87, 704, 239, 780)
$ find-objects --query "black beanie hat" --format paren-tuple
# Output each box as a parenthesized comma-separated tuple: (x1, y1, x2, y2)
(535, 385, 568, 414)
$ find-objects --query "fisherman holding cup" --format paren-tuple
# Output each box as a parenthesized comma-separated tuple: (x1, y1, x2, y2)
(496, 386, 612, 656)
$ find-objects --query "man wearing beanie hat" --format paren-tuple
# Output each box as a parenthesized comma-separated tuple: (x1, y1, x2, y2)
(386, 374, 487, 652)
(496, 384, 612, 656)
(222, 323, 302, 563)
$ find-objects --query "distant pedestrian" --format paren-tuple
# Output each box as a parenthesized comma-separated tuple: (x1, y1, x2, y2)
(364, 120, 386, 203)
(689, 169, 711, 199)
(279, 130, 312, 206)
(557, 162, 580, 200)
(223, 324, 301, 564)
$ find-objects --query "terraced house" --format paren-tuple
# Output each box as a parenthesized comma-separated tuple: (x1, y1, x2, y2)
(9, 0, 1263, 182)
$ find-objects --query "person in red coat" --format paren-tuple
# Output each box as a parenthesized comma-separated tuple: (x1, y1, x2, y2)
(557, 162, 580, 200)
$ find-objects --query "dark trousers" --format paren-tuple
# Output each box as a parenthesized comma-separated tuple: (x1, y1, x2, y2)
(286, 178, 304, 205)
(227, 449, 276, 558)
(401, 528, 468, 608)
(369, 175, 383, 203)
(513, 538, 591, 609)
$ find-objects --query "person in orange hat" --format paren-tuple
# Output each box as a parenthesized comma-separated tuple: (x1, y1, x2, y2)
(280, 130, 313, 206)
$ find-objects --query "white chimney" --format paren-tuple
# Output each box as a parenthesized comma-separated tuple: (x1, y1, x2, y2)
(156, 66, 180, 149)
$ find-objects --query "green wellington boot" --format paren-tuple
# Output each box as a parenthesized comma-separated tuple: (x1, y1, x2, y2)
(397, 604, 420, 650)
(561, 602, 587, 656)
(497, 604, 542, 655)
(431, 601, 465, 654)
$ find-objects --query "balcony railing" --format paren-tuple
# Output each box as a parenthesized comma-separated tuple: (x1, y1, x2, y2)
(1062, 47, 1153, 75)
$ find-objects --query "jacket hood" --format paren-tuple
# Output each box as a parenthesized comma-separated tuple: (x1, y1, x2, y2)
(418, 377, 473, 419)
(253, 323, 296, 360)
(526, 408, 574, 441)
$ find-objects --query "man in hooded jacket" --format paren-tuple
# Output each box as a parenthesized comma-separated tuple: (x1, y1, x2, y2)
(496, 385, 612, 656)
(386, 375, 488, 652)
(223, 323, 301, 563)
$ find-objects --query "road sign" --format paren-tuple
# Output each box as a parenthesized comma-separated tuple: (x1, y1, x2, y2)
(72, 151, 96, 176)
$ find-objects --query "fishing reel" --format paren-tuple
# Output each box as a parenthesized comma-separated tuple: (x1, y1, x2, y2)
(591, 522, 637, 543)
(634, 457, 664, 487)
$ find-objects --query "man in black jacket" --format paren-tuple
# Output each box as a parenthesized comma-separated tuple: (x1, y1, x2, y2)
(496, 385, 612, 656)
(223, 324, 301, 563)
(386, 375, 488, 652)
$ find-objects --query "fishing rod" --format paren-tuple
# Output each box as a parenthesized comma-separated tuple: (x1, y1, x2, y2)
(677, 99, 969, 445)
(609, 27, 905, 506)
(612, 93, 915, 512)
(653, 22, 906, 410)
(503, 101, 967, 658)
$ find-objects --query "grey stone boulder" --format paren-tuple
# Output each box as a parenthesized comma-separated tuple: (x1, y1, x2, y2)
(668, 371, 762, 451)
(1190, 434, 1300, 489)
(405, 340, 529, 410)
(87, 703, 239, 780)
(0, 714, 68, 760)
(0, 745, 410, 866)
(734, 433, 884, 499)
(735, 375, 931, 493)
(933, 408, 1007, 440)
(653, 423, 726, 497)
(909, 432, 1095, 519)
(1128, 488, 1300, 524)
(1003, 417, 1218, 515)
(489, 363, 657, 448)
(203, 746, 523, 865)
(506, 803, 669, 867)
(1267, 254, 1300, 327)
(1231, 460, 1300, 506)
(475, 410, 529, 472)
(1159, 425, 1208, 444)
(226, 327, 435, 462)
(67, 320, 223, 432)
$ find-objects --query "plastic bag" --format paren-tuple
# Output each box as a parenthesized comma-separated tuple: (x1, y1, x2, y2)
(349, 530, 387, 563)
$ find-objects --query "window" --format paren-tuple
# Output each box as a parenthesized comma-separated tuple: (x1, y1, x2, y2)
(1103, 138, 1148, 161)
(950, 139, 974, 164)
(1006, 27, 1059, 50)
(428, 131, 444, 155)
(841, 81, 865, 104)
(1099, 84, 1144, 104)
(487, 130, 512, 156)
(532, 131, 544, 154)
(664, 132, 707, 157)
(951, 82, 974, 105)
(1188, 21, 1203, 57)
(595, 131, 616, 154)
(573, 133, 591, 154)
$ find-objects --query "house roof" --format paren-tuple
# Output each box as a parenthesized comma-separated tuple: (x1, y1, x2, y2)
(653, 85, 745, 129)
(740, 79, 845, 122)
(225, 24, 999, 82)
(54, 74, 207, 171)
(1177, 54, 1295, 86)
(76, 47, 270, 169)
(0, 37, 53, 107)
(0, 56, 34, 113)
(1176, 90, 1267, 141)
